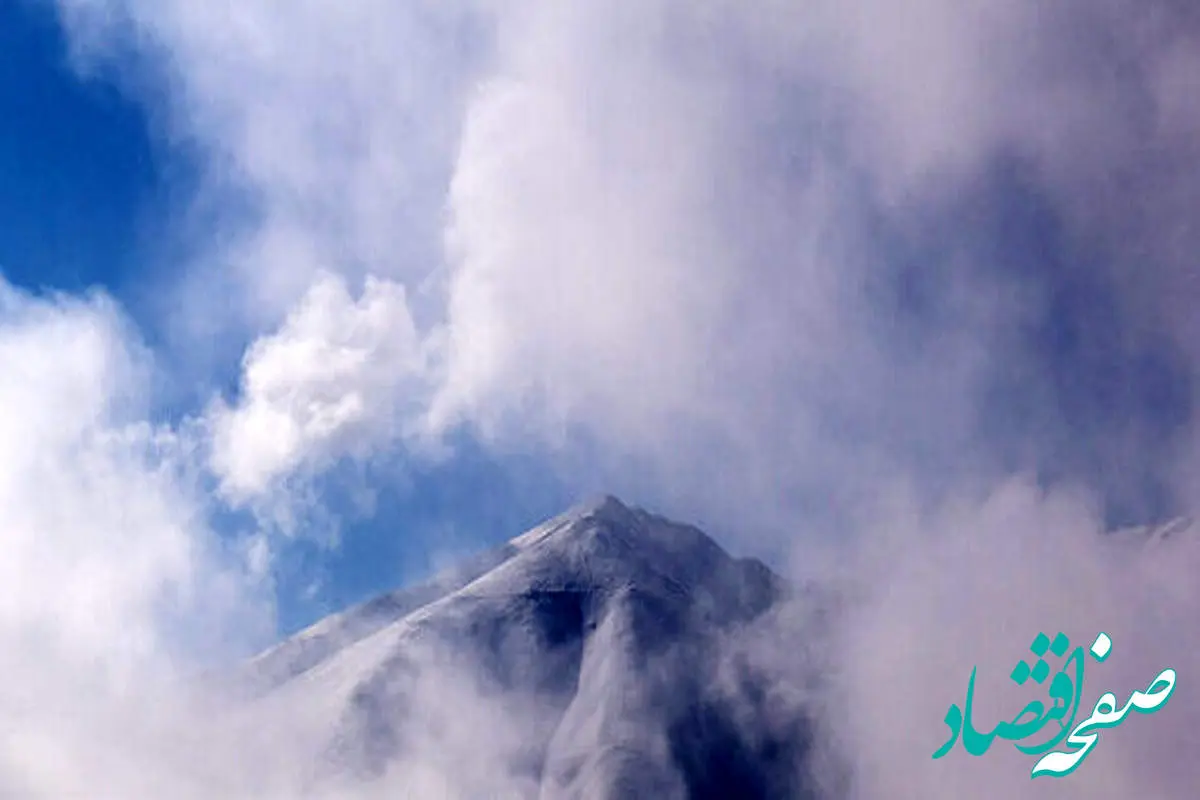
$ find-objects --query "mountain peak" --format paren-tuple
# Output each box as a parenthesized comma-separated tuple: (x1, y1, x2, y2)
(508, 492, 643, 552)
(241, 499, 799, 797)
(571, 492, 629, 514)
(501, 494, 773, 610)
(247, 495, 773, 688)
(558, 492, 639, 527)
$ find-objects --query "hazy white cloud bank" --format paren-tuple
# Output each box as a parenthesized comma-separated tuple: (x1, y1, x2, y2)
(0, 0, 1194, 796)
(804, 478, 1200, 798)
(0, 280, 275, 796)
(53, 0, 1200, 536)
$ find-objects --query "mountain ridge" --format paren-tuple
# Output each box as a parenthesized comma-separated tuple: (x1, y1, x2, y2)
(241, 494, 816, 799)
(246, 494, 784, 690)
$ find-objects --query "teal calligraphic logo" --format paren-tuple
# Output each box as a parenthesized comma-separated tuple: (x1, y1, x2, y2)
(932, 632, 1176, 778)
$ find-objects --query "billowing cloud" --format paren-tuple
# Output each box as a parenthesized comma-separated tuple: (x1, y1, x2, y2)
(52, 0, 1200, 535)
(0, 279, 273, 795)
(0, 280, 259, 665)
(209, 272, 426, 504)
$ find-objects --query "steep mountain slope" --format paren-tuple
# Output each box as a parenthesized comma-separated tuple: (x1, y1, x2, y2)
(242, 495, 822, 799)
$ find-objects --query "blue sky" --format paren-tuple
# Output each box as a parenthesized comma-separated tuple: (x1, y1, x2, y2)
(0, 1, 157, 297)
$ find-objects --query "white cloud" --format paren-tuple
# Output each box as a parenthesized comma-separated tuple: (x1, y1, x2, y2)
(209, 271, 427, 504)
(48, 0, 1200, 535)
(58, 0, 484, 328)
(816, 478, 1200, 798)
(0, 283, 230, 665)
(0, 280, 274, 796)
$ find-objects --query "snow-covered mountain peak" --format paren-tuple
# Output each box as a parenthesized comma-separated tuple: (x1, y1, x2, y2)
(237, 496, 809, 798)
(244, 495, 772, 688)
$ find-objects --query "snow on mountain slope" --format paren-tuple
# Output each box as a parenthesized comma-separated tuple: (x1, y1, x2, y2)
(240, 495, 822, 799)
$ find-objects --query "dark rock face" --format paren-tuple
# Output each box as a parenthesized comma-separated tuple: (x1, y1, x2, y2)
(245, 495, 823, 798)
